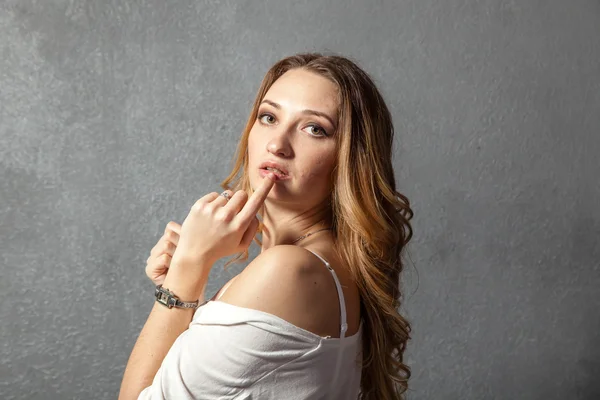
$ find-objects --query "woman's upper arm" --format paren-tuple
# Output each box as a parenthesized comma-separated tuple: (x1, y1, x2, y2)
(216, 245, 337, 335)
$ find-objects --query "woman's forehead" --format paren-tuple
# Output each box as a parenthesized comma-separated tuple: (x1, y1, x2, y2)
(264, 69, 340, 117)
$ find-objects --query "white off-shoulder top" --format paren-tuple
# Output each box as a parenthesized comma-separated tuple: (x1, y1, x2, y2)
(138, 249, 363, 399)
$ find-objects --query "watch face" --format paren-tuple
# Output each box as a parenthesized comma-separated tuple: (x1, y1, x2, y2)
(156, 289, 172, 308)
(155, 286, 197, 309)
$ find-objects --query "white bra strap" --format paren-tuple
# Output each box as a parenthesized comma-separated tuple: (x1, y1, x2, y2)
(306, 249, 348, 340)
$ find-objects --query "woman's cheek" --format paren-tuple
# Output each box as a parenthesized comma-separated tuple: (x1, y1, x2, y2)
(304, 165, 327, 183)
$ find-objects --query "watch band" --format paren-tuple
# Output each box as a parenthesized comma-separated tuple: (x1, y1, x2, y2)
(154, 284, 200, 309)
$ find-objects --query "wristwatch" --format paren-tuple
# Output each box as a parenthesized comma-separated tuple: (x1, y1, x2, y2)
(154, 284, 200, 309)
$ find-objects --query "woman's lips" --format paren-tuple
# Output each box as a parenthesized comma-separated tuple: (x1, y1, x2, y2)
(259, 168, 290, 180)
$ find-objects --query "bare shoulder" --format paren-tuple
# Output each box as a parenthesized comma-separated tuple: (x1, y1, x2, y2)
(216, 245, 343, 337)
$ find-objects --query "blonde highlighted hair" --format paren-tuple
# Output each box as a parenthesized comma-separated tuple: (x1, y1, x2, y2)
(221, 53, 414, 399)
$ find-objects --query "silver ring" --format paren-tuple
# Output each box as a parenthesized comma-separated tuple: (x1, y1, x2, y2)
(220, 191, 231, 201)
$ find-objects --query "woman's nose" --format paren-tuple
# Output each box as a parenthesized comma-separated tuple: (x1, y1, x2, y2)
(266, 128, 293, 158)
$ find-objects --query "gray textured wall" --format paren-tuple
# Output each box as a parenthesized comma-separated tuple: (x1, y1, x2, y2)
(1, 0, 599, 399)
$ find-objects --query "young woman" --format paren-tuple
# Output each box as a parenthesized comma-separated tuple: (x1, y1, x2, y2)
(119, 53, 414, 400)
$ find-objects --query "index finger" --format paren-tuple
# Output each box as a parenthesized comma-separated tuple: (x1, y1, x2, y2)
(235, 174, 275, 225)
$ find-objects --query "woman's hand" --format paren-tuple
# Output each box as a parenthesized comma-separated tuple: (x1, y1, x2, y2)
(170, 173, 276, 278)
(145, 221, 181, 286)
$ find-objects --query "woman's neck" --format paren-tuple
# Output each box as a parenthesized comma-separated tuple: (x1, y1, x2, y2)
(259, 201, 332, 251)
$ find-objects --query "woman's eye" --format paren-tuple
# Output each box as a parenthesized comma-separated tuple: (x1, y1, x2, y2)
(305, 124, 328, 137)
(259, 113, 276, 124)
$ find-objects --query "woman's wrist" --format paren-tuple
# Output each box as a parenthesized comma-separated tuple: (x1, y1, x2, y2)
(161, 257, 212, 302)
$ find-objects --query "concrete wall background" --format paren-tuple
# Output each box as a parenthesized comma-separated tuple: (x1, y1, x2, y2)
(1, 0, 598, 398)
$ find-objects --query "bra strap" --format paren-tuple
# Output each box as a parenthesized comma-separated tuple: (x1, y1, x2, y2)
(305, 249, 348, 339)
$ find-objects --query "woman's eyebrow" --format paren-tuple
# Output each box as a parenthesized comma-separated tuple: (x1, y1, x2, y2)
(260, 99, 337, 128)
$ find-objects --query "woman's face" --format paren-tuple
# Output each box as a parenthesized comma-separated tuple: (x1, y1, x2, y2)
(247, 68, 339, 209)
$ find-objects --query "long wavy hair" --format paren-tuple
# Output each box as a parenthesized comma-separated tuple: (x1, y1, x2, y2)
(220, 53, 414, 399)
